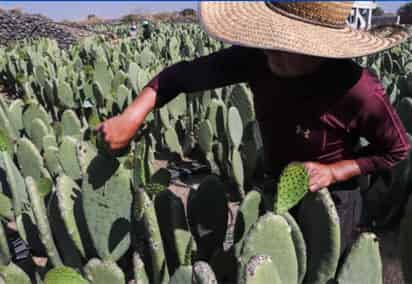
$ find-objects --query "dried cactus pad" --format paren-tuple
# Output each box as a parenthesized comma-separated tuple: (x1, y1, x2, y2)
(44, 266, 89, 284)
(275, 163, 309, 214)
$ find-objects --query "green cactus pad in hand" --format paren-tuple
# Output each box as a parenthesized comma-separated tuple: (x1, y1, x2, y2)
(44, 266, 89, 284)
(274, 162, 309, 214)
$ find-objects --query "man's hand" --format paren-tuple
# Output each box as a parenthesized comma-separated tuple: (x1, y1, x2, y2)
(303, 160, 362, 192)
(96, 113, 139, 151)
(96, 87, 157, 151)
(303, 162, 337, 192)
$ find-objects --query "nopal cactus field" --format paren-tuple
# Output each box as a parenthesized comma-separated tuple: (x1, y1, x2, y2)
(0, 21, 411, 284)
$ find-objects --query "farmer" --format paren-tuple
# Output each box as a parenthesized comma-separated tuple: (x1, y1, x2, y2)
(98, 2, 412, 252)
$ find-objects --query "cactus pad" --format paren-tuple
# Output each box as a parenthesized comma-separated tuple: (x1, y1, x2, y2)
(274, 162, 309, 214)
(58, 136, 82, 181)
(44, 266, 89, 284)
(0, 263, 31, 284)
(84, 258, 125, 284)
(82, 161, 132, 261)
(297, 189, 340, 284)
(169, 266, 192, 284)
(192, 261, 217, 284)
(16, 137, 44, 180)
(239, 213, 298, 284)
(240, 255, 281, 284)
(61, 110, 82, 139)
(335, 233, 382, 284)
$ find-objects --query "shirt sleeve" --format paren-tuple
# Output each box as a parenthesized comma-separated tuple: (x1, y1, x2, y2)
(354, 80, 411, 175)
(144, 45, 265, 108)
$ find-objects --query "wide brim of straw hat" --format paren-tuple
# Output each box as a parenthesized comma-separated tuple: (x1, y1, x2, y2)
(199, 1, 412, 59)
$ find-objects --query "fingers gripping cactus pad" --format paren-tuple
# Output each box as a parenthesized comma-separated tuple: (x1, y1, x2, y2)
(275, 162, 309, 214)
(44, 266, 89, 284)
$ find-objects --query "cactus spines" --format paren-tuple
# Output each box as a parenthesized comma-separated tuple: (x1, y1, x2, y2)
(297, 189, 340, 284)
(82, 162, 132, 261)
(187, 175, 228, 261)
(239, 213, 298, 284)
(234, 190, 261, 256)
(281, 212, 307, 284)
(61, 110, 82, 139)
(169, 266, 192, 284)
(228, 106, 243, 149)
(44, 266, 89, 284)
(84, 258, 125, 284)
(56, 175, 86, 258)
(198, 120, 213, 154)
(192, 261, 217, 284)
(0, 262, 31, 284)
(25, 176, 63, 266)
(133, 252, 150, 284)
(335, 233, 382, 284)
(240, 255, 281, 284)
(58, 136, 82, 181)
(16, 137, 44, 180)
(135, 188, 169, 284)
(274, 162, 309, 214)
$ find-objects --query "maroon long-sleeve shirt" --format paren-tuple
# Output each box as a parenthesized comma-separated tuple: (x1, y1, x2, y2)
(146, 46, 411, 179)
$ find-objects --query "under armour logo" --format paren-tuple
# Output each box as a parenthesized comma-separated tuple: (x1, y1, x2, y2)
(296, 124, 311, 139)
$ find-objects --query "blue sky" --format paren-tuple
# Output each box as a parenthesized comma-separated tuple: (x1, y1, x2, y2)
(0, 1, 407, 21)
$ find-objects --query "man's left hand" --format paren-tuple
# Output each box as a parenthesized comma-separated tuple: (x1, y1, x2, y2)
(303, 162, 337, 192)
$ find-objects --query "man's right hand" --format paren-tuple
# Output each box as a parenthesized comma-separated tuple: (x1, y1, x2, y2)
(96, 87, 157, 151)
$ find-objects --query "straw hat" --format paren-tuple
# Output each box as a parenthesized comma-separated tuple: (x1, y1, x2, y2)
(199, 1, 412, 58)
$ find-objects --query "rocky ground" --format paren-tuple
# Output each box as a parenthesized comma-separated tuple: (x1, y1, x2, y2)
(0, 10, 94, 48)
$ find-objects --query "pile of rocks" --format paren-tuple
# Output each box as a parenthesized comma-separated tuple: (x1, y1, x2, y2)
(0, 10, 94, 48)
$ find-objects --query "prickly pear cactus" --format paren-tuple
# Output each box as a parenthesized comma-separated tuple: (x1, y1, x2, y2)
(164, 127, 183, 156)
(133, 252, 150, 284)
(198, 120, 213, 154)
(61, 110, 82, 139)
(230, 84, 255, 127)
(239, 213, 298, 284)
(281, 212, 307, 284)
(234, 190, 261, 256)
(58, 136, 82, 180)
(0, 129, 12, 155)
(240, 255, 281, 284)
(56, 175, 86, 258)
(16, 137, 44, 180)
(154, 190, 190, 274)
(297, 189, 340, 284)
(30, 118, 49, 151)
(82, 159, 132, 261)
(335, 233, 382, 284)
(169, 266, 192, 284)
(0, 221, 10, 265)
(274, 162, 309, 214)
(228, 107, 243, 149)
(187, 175, 228, 261)
(0, 262, 31, 284)
(84, 258, 125, 284)
(26, 177, 62, 267)
(44, 266, 89, 284)
(134, 188, 169, 284)
(192, 261, 217, 284)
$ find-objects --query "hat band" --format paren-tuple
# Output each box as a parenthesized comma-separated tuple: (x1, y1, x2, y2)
(265, 1, 349, 29)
